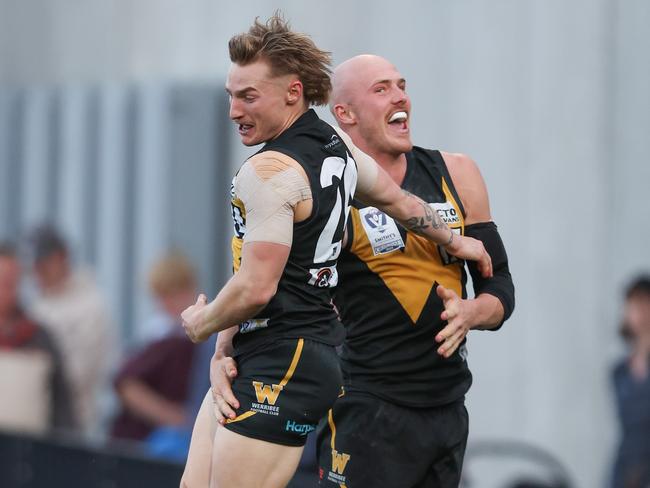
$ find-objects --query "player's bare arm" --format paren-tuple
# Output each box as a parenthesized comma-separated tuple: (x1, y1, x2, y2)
(182, 152, 311, 342)
(182, 241, 289, 342)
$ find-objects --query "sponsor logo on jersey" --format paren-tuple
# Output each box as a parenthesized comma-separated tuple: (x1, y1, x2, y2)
(429, 201, 461, 226)
(285, 420, 315, 435)
(308, 265, 339, 288)
(239, 318, 268, 334)
(359, 207, 405, 255)
(323, 134, 342, 151)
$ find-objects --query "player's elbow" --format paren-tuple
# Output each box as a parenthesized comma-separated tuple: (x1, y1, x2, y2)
(241, 280, 277, 309)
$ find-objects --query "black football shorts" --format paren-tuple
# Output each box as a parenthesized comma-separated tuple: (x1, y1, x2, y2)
(224, 338, 342, 447)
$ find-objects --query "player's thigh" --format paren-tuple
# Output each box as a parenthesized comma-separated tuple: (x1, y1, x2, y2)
(181, 390, 217, 488)
(415, 403, 469, 488)
(317, 392, 430, 487)
(210, 426, 303, 488)
(317, 392, 394, 486)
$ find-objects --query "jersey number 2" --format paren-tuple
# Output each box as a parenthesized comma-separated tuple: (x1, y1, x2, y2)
(313, 155, 357, 263)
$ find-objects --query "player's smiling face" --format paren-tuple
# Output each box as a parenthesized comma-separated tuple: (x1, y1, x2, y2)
(226, 60, 299, 146)
(350, 60, 413, 156)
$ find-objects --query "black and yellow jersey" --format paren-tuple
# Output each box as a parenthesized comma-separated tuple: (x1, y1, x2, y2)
(230, 109, 356, 355)
(334, 147, 472, 408)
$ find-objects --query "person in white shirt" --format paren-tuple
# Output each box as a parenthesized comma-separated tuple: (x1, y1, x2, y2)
(27, 225, 119, 439)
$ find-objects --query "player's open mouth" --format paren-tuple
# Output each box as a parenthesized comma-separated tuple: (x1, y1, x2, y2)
(238, 124, 253, 136)
(387, 111, 408, 132)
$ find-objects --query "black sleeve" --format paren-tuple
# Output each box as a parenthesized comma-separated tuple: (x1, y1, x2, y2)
(464, 221, 515, 330)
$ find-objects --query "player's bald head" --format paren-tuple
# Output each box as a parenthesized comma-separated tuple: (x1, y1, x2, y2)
(330, 54, 412, 157)
(331, 54, 397, 108)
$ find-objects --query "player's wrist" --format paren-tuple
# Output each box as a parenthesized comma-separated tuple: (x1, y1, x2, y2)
(441, 229, 459, 253)
(213, 348, 232, 361)
(214, 340, 234, 360)
(464, 299, 483, 330)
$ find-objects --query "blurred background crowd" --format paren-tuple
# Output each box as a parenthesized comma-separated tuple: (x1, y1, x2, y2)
(0, 1, 649, 487)
(0, 228, 213, 455)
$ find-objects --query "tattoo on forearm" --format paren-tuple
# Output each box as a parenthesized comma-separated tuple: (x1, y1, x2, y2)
(402, 190, 446, 236)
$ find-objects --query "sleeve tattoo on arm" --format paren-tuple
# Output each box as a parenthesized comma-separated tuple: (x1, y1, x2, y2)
(402, 190, 446, 235)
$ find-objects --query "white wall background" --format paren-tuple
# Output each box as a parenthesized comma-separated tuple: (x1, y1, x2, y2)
(1, 1, 649, 486)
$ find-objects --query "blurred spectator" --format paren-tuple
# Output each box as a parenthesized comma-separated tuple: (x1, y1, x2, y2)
(110, 251, 197, 446)
(26, 225, 119, 440)
(610, 275, 650, 488)
(0, 241, 74, 434)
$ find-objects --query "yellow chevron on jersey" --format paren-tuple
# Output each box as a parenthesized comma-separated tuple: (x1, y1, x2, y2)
(349, 176, 464, 324)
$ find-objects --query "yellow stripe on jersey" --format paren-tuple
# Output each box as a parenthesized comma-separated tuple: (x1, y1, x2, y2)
(231, 236, 243, 273)
(350, 177, 464, 324)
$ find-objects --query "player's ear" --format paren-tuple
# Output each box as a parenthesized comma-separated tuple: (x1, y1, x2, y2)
(287, 79, 303, 105)
(333, 104, 356, 126)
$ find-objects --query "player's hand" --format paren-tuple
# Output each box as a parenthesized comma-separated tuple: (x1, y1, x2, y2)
(444, 235, 492, 278)
(435, 285, 472, 358)
(181, 294, 209, 343)
(210, 353, 240, 424)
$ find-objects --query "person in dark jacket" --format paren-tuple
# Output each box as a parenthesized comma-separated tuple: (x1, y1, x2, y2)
(611, 275, 650, 488)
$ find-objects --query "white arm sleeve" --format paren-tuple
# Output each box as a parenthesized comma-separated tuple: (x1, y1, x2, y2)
(234, 154, 312, 246)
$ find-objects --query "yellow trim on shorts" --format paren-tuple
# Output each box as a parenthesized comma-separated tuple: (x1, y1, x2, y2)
(225, 339, 304, 425)
(225, 410, 257, 424)
(328, 409, 337, 449)
(279, 338, 304, 387)
(327, 410, 349, 487)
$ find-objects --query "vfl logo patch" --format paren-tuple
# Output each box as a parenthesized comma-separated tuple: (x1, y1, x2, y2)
(359, 207, 405, 255)
(364, 208, 388, 229)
